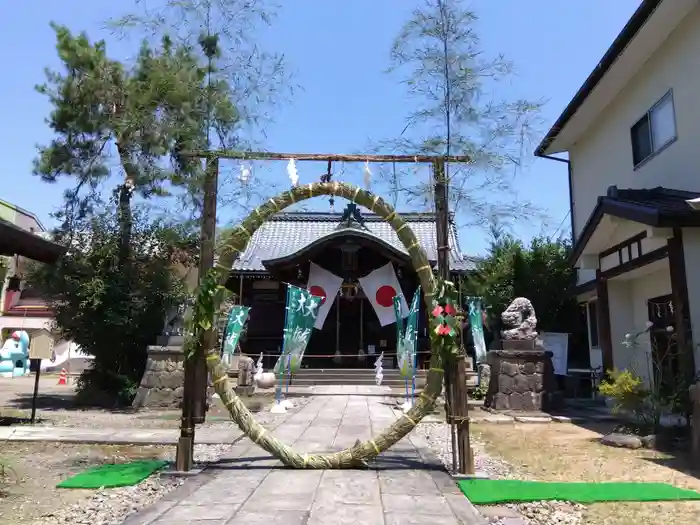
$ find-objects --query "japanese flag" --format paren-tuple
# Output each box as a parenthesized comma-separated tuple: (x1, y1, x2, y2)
(359, 263, 408, 327)
(307, 263, 343, 330)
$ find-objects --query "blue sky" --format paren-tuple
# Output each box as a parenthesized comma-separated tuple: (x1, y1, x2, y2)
(0, 0, 641, 256)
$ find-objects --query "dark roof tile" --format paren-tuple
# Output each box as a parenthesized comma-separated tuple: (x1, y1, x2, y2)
(231, 210, 474, 273)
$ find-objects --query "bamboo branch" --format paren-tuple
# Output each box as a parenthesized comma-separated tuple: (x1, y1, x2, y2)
(180, 150, 472, 164)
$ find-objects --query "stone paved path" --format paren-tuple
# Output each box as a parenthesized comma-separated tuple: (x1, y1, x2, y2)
(123, 391, 485, 525)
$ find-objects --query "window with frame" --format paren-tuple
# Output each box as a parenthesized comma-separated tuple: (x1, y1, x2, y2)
(630, 90, 676, 167)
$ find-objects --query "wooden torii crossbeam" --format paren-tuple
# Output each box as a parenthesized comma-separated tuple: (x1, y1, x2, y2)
(181, 150, 471, 164)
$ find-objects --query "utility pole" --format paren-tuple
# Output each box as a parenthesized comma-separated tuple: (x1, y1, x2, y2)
(432, 158, 473, 475)
(175, 155, 219, 472)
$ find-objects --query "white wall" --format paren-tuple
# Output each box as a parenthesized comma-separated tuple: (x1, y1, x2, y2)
(682, 227, 700, 373)
(607, 266, 671, 387)
(570, 4, 700, 238)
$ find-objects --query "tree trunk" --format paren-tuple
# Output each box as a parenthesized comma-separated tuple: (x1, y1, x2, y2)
(116, 181, 133, 266)
(116, 142, 136, 268)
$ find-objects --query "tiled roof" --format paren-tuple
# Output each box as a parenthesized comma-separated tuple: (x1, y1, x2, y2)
(607, 186, 700, 215)
(231, 210, 474, 273)
(571, 185, 700, 264)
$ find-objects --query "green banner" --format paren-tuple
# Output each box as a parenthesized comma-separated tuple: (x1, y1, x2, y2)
(394, 287, 420, 378)
(466, 297, 487, 363)
(274, 284, 320, 375)
(222, 305, 250, 357)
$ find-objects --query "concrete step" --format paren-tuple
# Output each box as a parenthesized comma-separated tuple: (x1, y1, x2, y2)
(290, 379, 426, 387)
(282, 368, 478, 387)
(292, 368, 428, 376)
(295, 369, 428, 377)
(291, 369, 476, 377)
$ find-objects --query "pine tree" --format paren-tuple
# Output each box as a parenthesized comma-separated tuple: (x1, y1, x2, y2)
(34, 23, 238, 266)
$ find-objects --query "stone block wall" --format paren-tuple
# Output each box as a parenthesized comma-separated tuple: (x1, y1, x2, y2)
(484, 349, 555, 411)
(132, 346, 185, 409)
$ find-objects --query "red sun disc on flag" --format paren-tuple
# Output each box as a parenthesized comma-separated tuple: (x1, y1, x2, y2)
(309, 285, 327, 305)
(375, 285, 397, 308)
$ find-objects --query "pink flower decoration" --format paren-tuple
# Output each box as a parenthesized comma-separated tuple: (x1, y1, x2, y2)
(437, 324, 452, 336)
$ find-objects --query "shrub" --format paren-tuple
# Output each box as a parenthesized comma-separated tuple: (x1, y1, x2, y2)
(599, 368, 648, 414)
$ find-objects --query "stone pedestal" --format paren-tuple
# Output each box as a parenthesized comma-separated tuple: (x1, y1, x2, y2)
(483, 339, 556, 412)
(132, 345, 186, 409)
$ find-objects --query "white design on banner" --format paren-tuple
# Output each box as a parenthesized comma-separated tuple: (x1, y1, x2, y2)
(306, 263, 343, 330)
(359, 262, 408, 327)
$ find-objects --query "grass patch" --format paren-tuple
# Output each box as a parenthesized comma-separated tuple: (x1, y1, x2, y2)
(473, 422, 700, 525)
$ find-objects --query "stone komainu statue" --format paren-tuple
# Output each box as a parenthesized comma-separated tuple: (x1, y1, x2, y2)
(500, 297, 538, 340)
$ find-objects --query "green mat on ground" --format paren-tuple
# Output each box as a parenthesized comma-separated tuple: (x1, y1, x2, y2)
(57, 460, 169, 489)
(457, 479, 700, 505)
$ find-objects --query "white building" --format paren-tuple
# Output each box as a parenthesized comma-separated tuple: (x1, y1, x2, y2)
(535, 0, 700, 388)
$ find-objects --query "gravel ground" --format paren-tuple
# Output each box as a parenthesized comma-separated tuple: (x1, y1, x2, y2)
(32, 444, 236, 525)
(415, 422, 585, 525)
(5, 398, 310, 525)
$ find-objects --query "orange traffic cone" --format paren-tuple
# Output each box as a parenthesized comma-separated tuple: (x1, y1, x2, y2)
(57, 369, 67, 385)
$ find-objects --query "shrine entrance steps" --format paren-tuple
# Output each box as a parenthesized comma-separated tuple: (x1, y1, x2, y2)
(289, 368, 478, 388)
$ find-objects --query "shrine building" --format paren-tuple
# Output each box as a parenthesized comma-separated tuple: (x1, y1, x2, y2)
(227, 203, 474, 370)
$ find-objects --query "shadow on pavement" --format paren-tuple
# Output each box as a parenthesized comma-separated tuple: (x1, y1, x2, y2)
(5, 392, 135, 413)
(207, 454, 444, 471)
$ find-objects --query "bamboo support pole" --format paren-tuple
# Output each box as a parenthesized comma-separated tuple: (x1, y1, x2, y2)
(432, 158, 473, 475)
(176, 156, 219, 472)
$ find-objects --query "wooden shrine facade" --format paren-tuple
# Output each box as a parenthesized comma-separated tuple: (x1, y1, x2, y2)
(226, 204, 473, 369)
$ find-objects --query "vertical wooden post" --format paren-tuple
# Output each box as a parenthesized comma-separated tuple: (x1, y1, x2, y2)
(668, 228, 694, 375)
(176, 155, 219, 472)
(433, 158, 472, 475)
(595, 271, 614, 373)
(455, 355, 474, 473)
(336, 294, 341, 359)
(360, 299, 364, 357)
(432, 158, 456, 472)
(176, 345, 195, 471)
(30, 359, 41, 424)
(195, 156, 220, 422)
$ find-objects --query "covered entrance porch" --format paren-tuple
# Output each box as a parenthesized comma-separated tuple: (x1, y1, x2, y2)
(572, 187, 700, 390)
(239, 225, 425, 370)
